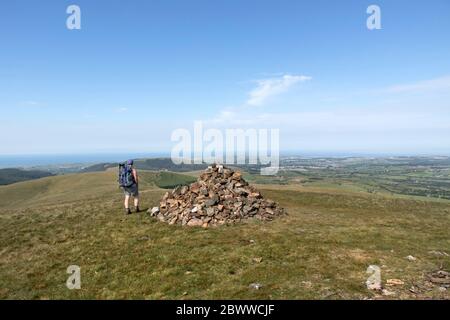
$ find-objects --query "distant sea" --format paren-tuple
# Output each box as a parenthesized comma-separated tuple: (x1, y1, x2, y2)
(0, 153, 169, 168)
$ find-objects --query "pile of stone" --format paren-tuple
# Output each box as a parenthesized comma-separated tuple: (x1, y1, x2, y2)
(148, 164, 286, 227)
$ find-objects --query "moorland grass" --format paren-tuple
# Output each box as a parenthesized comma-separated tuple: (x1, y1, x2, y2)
(0, 171, 449, 299)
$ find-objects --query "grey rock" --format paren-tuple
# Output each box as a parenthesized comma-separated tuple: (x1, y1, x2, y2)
(206, 207, 215, 216)
(205, 195, 219, 207)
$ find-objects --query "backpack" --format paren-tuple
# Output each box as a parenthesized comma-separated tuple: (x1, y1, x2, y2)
(118, 163, 135, 187)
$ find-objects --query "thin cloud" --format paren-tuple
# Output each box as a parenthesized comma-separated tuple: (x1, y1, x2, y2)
(116, 107, 128, 113)
(209, 73, 312, 123)
(246, 74, 311, 106)
(387, 75, 450, 93)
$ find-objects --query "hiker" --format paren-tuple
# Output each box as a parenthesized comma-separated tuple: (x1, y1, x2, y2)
(118, 159, 140, 214)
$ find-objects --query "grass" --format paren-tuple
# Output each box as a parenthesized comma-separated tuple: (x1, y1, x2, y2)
(153, 171, 197, 189)
(0, 171, 449, 299)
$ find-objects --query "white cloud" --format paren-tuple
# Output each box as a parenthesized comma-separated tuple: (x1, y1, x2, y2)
(387, 75, 450, 93)
(116, 107, 128, 113)
(209, 73, 312, 123)
(246, 74, 311, 106)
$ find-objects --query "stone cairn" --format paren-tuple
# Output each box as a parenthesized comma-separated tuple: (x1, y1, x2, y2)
(148, 164, 286, 227)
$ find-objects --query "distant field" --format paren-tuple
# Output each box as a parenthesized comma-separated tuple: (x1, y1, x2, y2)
(0, 170, 448, 299)
(278, 157, 450, 200)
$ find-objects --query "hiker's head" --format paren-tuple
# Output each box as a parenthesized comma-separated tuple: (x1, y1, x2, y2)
(127, 159, 134, 166)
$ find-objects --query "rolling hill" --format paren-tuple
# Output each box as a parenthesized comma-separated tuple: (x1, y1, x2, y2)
(0, 170, 195, 209)
(0, 168, 54, 186)
(0, 170, 449, 299)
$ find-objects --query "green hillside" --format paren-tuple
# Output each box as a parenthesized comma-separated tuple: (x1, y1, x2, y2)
(0, 170, 194, 209)
(153, 171, 196, 189)
(0, 171, 449, 299)
(0, 168, 54, 186)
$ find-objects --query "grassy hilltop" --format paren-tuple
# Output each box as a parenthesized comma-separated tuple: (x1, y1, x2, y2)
(0, 169, 449, 299)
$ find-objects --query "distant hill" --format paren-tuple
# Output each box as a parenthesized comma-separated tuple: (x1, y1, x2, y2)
(81, 163, 118, 172)
(153, 171, 196, 189)
(80, 157, 267, 174)
(0, 168, 54, 185)
(81, 158, 208, 173)
(135, 158, 208, 172)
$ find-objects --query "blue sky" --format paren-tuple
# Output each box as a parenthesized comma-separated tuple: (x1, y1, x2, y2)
(0, 0, 449, 155)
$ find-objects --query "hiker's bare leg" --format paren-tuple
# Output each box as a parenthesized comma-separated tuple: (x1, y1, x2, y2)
(134, 196, 139, 208)
(124, 195, 130, 209)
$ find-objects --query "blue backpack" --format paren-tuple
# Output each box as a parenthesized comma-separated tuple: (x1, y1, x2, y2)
(118, 163, 135, 187)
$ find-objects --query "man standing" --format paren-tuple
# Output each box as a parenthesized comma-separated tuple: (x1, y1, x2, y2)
(119, 159, 140, 215)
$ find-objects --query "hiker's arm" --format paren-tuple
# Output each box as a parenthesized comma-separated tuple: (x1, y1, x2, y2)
(133, 169, 138, 185)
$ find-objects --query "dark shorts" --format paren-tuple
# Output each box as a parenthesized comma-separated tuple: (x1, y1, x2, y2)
(122, 184, 139, 197)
